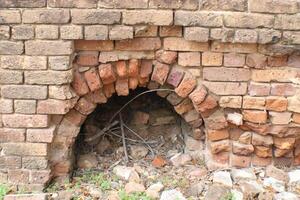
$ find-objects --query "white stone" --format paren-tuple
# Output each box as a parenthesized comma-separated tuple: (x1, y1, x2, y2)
(263, 177, 285, 192)
(213, 171, 233, 187)
(170, 153, 192, 167)
(113, 165, 138, 181)
(288, 170, 300, 183)
(227, 112, 243, 126)
(274, 192, 298, 200)
(240, 180, 263, 196)
(231, 169, 256, 183)
(231, 189, 243, 200)
(160, 189, 186, 200)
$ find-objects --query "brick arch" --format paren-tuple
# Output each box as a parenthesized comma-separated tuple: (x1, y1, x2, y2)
(48, 50, 227, 180)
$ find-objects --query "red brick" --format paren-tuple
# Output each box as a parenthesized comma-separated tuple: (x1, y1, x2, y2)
(77, 51, 99, 66)
(115, 60, 128, 78)
(26, 126, 55, 143)
(271, 83, 296, 96)
(254, 146, 272, 158)
(246, 53, 267, 69)
(248, 82, 270, 96)
(8, 169, 29, 184)
(204, 110, 228, 130)
(129, 77, 139, 90)
(1, 143, 48, 156)
(293, 113, 300, 124)
(243, 96, 265, 110)
(84, 67, 102, 92)
(151, 62, 170, 85)
(194, 95, 217, 114)
(274, 137, 295, 150)
(178, 52, 200, 66)
(74, 97, 96, 115)
(2, 114, 48, 128)
(242, 110, 267, 123)
(115, 37, 161, 51)
(175, 73, 196, 98)
(188, 86, 208, 106)
(224, 53, 245, 67)
(166, 67, 184, 87)
(252, 133, 273, 147)
(268, 55, 288, 67)
(160, 26, 182, 37)
(155, 50, 177, 64)
(210, 140, 230, 154)
(64, 109, 87, 126)
(211, 152, 229, 165)
(74, 40, 113, 51)
(30, 170, 50, 184)
(207, 129, 229, 141)
(288, 53, 300, 68)
(140, 60, 153, 78)
(37, 99, 75, 114)
(139, 76, 149, 87)
(0, 128, 25, 142)
(72, 67, 90, 96)
(128, 59, 139, 77)
(103, 83, 115, 98)
(0, 156, 21, 169)
(266, 96, 288, 111)
(84, 89, 107, 104)
(98, 63, 117, 85)
(231, 154, 251, 168)
(115, 79, 129, 96)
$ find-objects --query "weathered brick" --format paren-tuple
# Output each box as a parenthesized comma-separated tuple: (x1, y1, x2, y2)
(166, 67, 184, 87)
(75, 40, 113, 51)
(293, 113, 300, 123)
(184, 27, 209, 42)
(271, 83, 296, 96)
(0, 99, 13, 114)
(135, 26, 158, 37)
(139, 60, 152, 78)
(74, 97, 96, 115)
(123, 10, 173, 26)
(288, 53, 300, 68)
(283, 31, 300, 45)
(84, 67, 102, 91)
(223, 53, 245, 67)
(246, 53, 267, 69)
(204, 110, 227, 129)
(48, 0, 97, 8)
(268, 55, 288, 67)
(8, 169, 29, 184)
(72, 68, 90, 96)
(99, 51, 154, 63)
(149, 0, 198, 9)
(26, 126, 55, 143)
(22, 157, 48, 169)
(151, 62, 170, 85)
(258, 29, 282, 44)
(84, 25, 108, 40)
(275, 14, 300, 30)
(231, 154, 251, 168)
(204, 81, 247, 95)
(0, 0, 46, 7)
(0, 156, 21, 169)
(98, 0, 148, 8)
(109, 25, 133, 40)
(98, 63, 116, 84)
(203, 67, 250, 81)
(242, 110, 267, 123)
(175, 73, 196, 98)
(116, 38, 161, 51)
(155, 50, 177, 65)
(164, 37, 209, 51)
(60, 25, 83, 39)
(12, 25, 34, 40)
(128, 59, 139, 77)
(269, 112, 292, 125)
(243, 96, 265, 110)
(23, 9, 70, 24)
(0, 128, 25, 142)
(35, 25, 59, 39)
(274, 137, 295, 150)
(14, 100, 36, 114)
(0, 70, 23, 84)
(30, 169, 51, 184)
(234, 29, 258, 43)
(77, 51, 99, 66)
(115, 61, 128, 78)
(219, 96, 242, 108)
(1, 143, 48, 156)
(211, 41, 257, 53)
(103, 83, 116, 98)
(174, 98, 194, 115)
(49, 56, 71, 70)
(224, 13, 274, 28)
(178, 52, 200, 66)
(202, 52, 223, 66)
(0, 56, 47, 70)
(3, 114, 48, 128)
(115, 79, 129, 96)
(248, 82, 270, 96)
(71, 9, 121, 24)
(25, 40, 73, 55)
(249, 0, 298, 14)
(252, 68, 300, 83)
(266, 96, 288, 112)
(1, 85, 47, 99)
(175, 11, 223, 27)
(37, 99, 75, 114)
(0, 41, 24, 55)
(211, 140, 230, 154)
(25, 70, 73, 85)
(0, 25, 10, 39)
(160, 26, 182, 37)
(49, 85, 76, 100)
(0, 10, 21, 23)
(210, 28, 235, 42)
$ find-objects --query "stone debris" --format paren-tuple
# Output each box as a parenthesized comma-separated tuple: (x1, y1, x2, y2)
(212, 171, 233, 187)
(160, 189, 186, 200)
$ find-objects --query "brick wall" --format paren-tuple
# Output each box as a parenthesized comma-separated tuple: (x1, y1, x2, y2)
(0, 0, 300, 191)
